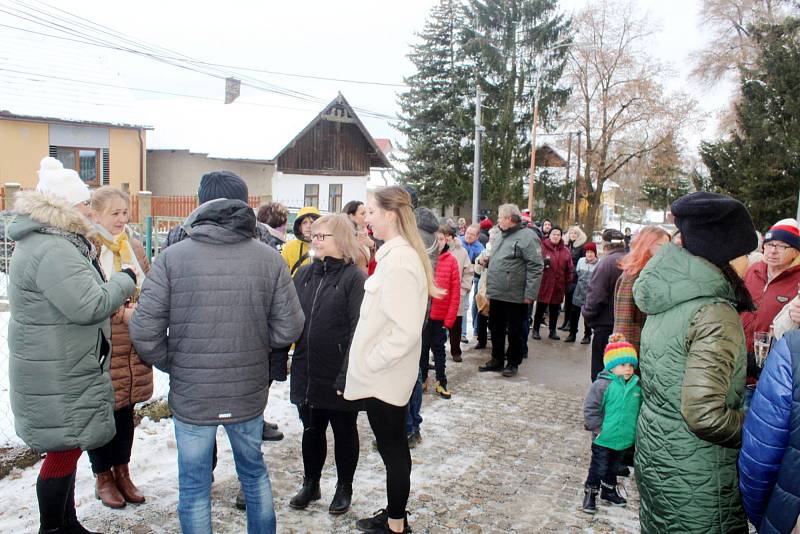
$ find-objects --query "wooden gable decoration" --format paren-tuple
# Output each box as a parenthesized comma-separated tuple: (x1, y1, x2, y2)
(276, 93, 391, 176)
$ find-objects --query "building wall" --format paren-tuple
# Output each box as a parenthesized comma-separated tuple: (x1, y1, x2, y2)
(147, 150, 273, 197)
(272, 172, 367, 211)
(109, 128, 145, 192)
(0, 119, 49, 188)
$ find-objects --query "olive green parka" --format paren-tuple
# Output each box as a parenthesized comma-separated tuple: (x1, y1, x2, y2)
(7, 190, 135, 452)
(632, 243, 747, 534)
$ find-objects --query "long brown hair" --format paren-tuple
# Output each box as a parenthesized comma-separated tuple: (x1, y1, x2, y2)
(373, 186, 442, 297)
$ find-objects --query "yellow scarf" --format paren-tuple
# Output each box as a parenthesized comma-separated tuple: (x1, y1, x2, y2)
(100, 232, 134, 273)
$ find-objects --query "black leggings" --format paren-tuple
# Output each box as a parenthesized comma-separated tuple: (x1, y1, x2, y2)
(297, 405, 359, 483)
(591, 328, 612, 382)
(366, 397, 411, 520)
(533, 302, 561, 334)
(87, 405, 135, 473)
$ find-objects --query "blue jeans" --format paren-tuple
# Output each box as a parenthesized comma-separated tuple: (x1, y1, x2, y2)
(406, 367, 424, 435)
(173, 416, 276, 534)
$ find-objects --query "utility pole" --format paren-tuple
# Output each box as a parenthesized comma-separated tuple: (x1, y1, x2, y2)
(565, 132, 572, 221)
(797, 182, 800, 222)
(472, 87, 483, 224)
(574, 130, 582, 224)
(527, 73, 541, 216)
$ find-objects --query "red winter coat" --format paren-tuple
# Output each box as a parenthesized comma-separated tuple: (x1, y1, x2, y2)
(537, 238, 574, 304)
(429, 249, 461, 329)
(742, 258, 800, 356)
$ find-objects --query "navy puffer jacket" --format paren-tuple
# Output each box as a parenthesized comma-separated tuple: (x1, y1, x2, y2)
(739, 330, 800, 533)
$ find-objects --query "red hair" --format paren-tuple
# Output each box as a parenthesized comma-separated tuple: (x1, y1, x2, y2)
(619, 226, 671, 277)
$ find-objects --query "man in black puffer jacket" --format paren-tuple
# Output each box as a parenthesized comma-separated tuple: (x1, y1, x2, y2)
(130, 199, 304, 532)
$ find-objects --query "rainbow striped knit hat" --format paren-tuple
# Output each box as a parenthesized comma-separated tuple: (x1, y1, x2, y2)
(604, 334, 638, 372)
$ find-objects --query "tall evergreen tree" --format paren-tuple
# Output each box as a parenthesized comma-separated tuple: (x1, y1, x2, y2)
(463, 0, 571, 210)
(640, 134, 691, 210)
(397, 0, 473, 209)
(700, 17, 800, 229)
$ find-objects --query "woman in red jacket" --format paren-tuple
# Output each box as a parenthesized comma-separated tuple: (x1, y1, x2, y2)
(420, 225, 462, 399)
(533, 226, 574, 341)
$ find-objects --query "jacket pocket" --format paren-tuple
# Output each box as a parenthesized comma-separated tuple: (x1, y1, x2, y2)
(95, 329, 111, 374)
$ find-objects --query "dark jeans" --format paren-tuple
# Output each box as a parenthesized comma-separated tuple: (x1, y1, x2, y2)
(297, 405, 359, 484)
(366, 397, 411, 521)
(585, 443, 622, 488)
(87, 405, 135, 473)
(489, 299, 527, 366)
(563, 288, 574, 325)
(533, 302, 561, 334)
(569, 306, 592, 337)
(521, 302, 534, 356)
(448, 317, 463, 358)
(421, 319, 447, 386)
(591, 327, 613, 382)
(476, 313, 489, 347)
(406, 367, 424, 434)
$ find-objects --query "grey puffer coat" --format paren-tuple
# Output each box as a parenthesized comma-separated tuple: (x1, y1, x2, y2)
(8, 190, 136, 452)
(130, 199, 304, 426)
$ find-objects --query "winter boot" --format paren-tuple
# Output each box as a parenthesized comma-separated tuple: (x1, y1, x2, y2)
(564, 333, 576, 343)
(37, 473, 72, 533)
(112, 464, 145, 504)
(434, 381, 451, 399)
(548, 330, 561, 341)
(261, 422, 284, 441)
(328, 482, 353, 515)
(580, 335, 592, 345)
(289, 477, 321, 509)
(600, 481, 627, 507)
(531, 329, 542, 340)
(62, 473, 102, 534)
(235, 486, 246, 511)
(406, 430, 422, 449)
(581, 485, 598, 514)
(478, 359, 503, 372)
(94, 471, 125, 509)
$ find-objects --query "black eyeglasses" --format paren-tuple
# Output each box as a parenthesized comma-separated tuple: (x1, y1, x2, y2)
(311, 233, 334, 241)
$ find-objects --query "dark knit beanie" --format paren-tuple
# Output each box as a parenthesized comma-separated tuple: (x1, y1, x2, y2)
(671, 191, 757, 266)
(198, 171, 249, 204)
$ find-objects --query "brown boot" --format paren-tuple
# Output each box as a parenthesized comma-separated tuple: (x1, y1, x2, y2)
(95, 470, 126, 509)
(112, 464, 145, 504)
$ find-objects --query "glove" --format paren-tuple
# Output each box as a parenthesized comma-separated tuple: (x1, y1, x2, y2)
(269, 347, 290, 382)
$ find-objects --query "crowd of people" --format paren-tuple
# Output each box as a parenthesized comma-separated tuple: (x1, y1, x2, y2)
(6, 156, 800, 534)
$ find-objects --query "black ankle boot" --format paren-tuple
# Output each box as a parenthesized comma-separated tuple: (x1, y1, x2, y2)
(37, 473, 72, 533)
(582, 485, 598, 514)
(600, 481, 627, 506)
(289, 477, 321, 509)
(328, 482, 352, 515)
(62, 473, 102, 534)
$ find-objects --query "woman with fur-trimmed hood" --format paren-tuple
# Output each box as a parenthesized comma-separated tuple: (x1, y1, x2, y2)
(8, 157, 136, 534)
(559, 226, 588, 331)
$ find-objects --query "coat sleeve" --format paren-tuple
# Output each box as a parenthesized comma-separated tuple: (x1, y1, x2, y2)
(365, 264, 427, 373)
(129, 253, 171, 371)
(564, 250, 574, 290)
(523, 234, 544, 302)
(267, 259, 305, 348)
(461, 256, 475, 294)
(681, 303, 745, 448)
(36, 244, 135, 326)
(583, 379, 610, 433)
(773, 296, 799, 341)
(334, 269, 367, 392)
(582, 260, 610, 322)
(739, 337, 794, 529)
(444, 257, 461, 329)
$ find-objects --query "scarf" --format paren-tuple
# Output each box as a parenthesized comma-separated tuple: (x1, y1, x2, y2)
(37, 226, 97, 261)
(99, 231, 134, 273)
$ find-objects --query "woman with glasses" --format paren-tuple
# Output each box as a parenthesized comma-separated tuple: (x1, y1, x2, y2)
(740, 218, 800, 407)
(288, 213, 367, 515)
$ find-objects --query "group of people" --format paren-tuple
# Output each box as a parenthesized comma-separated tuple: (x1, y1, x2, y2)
(6, 155, 800, 534)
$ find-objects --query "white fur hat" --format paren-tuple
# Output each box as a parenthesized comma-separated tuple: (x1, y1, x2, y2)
(35, 156, 90, 206)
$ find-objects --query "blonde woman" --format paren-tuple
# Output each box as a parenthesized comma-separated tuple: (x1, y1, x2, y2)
(87, 186, 151, 508)
(344, 186, 439, 534)
(289, 214, 366, 515)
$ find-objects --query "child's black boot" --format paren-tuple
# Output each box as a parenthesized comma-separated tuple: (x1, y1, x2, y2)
(600, 481, 627, 507)
(582, 485, 598, 514)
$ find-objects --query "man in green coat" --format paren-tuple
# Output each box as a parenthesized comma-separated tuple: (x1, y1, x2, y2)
(8, 157, 136, 534)
(632, 192, 757, 534)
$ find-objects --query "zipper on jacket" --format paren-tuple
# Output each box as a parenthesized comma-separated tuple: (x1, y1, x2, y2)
(305, 262, 326, 406)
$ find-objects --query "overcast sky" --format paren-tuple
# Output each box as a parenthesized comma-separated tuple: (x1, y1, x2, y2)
(0, 0, 734, 157)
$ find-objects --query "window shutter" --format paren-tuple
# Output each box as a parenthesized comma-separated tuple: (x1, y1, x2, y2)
(49, 146, 57, 158)
(102, 149, 110, 185)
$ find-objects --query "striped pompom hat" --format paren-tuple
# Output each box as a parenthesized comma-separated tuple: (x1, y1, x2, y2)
(764, 218, 800, 251)
(603, 333, 638, 372)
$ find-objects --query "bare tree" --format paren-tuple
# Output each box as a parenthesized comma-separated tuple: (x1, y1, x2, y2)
(563, 0, 696, 234)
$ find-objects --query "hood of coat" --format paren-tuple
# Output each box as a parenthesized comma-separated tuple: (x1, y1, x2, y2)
(184, 198, 257, 244)
(292, 206, 321, 241)
(7, 189, 93, 241)
(567, 226, 588, 249)
(633, 242, 735, 316)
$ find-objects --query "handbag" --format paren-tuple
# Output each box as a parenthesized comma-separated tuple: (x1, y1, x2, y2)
(476, 272, 490, 316)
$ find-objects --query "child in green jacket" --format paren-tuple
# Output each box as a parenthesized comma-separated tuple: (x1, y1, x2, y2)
(581, 333, 641, 514)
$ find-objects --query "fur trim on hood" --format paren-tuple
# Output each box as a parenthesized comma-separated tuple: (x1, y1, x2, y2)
(13, 189, 93, 236)
(567, 225, 588, 248)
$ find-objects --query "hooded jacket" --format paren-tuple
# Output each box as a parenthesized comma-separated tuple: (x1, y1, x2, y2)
(290, 257, 366, 411)
(129, 199, 304, 426)
(281, 206, 321, 276)
(537, 237, 574, 304)
(428, 247, 461, 329)
(8, 190, 136, 452)
(486, 223, 544, 303)
(632, 243, 747, 534)
(739, 331, 800, 533)
(583, 369, 641, 451)
(567, 226, 588, 267)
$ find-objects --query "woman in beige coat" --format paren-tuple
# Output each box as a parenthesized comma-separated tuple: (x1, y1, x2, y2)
(344, 186, 439, 534)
